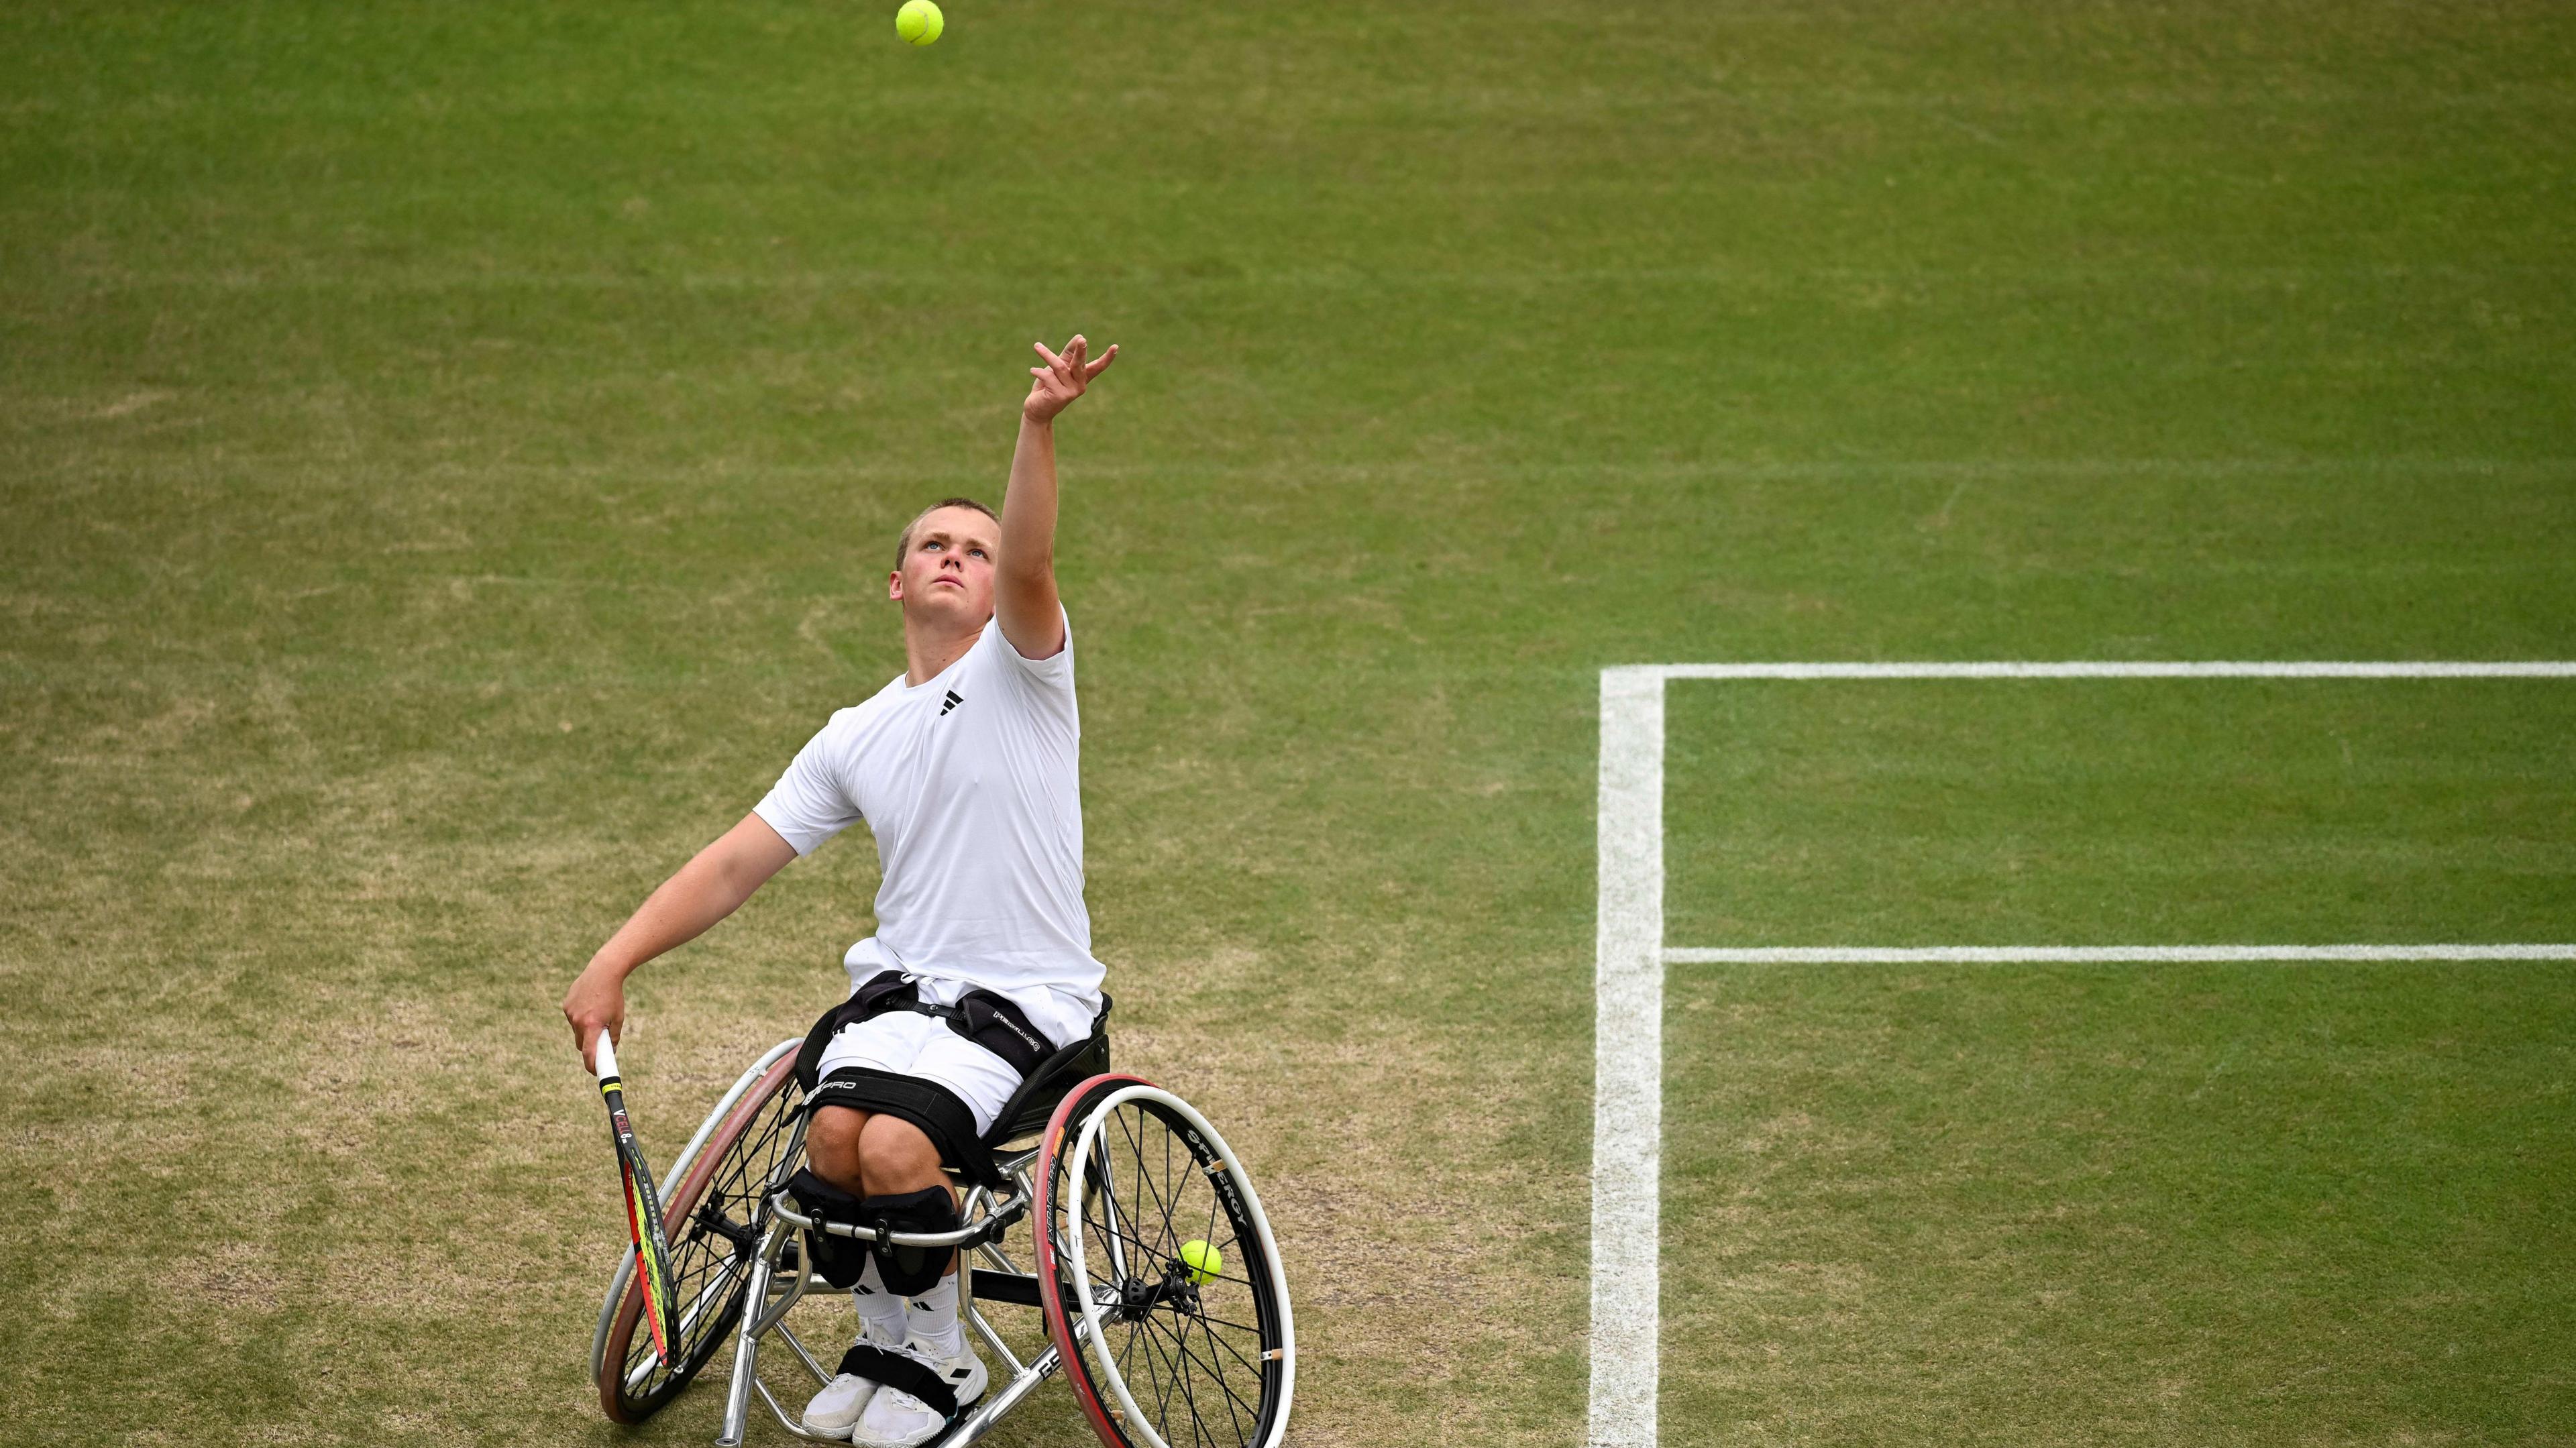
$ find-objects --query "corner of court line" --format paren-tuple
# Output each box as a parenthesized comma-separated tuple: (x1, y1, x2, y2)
(1593, 666, 1667, 1448)
(1581, 658, 2576, 1447)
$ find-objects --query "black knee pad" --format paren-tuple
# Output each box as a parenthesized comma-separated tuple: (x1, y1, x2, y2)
(863, 1186, 959, 1295)
(785, 1168, 873, 1288)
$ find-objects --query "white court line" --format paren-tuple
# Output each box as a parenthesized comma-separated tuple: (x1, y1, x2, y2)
(1591, 668, 1664, 1448)
(1668, 944, 2576, 964)
(1658, 661, 2576, 679)
(1589, 661, 2576, 1448)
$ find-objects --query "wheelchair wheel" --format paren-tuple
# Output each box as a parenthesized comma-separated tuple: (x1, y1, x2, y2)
(1034, 1074, 1295, 1448)
(594, 1044, 808, 1424)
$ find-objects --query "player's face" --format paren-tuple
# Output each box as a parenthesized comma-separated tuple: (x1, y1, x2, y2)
(890, 507, 999, 622)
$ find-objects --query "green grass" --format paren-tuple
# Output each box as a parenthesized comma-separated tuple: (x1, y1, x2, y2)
(3, 1, 2573, 1445)
(1667, 677, 2576, 947)
(1662, 963, 2576, 1445)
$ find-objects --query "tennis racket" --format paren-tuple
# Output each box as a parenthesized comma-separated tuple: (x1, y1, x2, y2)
(594, 1034, 680, 1366)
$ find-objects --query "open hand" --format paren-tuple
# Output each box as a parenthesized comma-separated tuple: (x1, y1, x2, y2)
(1024, 333, 1117, 425)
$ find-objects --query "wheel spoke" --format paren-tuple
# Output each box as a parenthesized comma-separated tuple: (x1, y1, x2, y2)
(1114, 1309, 1145, 1388)
(1118, 1106, 1161, 1258)
(1195, 1314, 1255, 1448)
(1132, 1295, 1193, 1435)
(1155, 1302, 1263, 1408)
(1144, 1306, 1252, 1442)
(1180, 1306, 1263, 1369)
(1140, 1304, 1246, 1448)
(1191, 1309, 1269, 1340)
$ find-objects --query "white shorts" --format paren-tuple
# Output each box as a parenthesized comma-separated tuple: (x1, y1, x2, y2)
(813, 1000, 1023, 1137)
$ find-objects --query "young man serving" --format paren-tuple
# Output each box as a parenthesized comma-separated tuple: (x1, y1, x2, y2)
(563, 333, 1119, 1446)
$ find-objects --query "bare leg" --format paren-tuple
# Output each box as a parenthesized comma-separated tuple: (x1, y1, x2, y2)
(806, 1103, 873, 1194)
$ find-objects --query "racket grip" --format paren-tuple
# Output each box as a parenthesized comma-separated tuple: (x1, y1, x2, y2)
(594, 1034, 619, 1082)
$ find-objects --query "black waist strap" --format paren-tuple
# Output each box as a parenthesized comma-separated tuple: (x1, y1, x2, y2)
(911, 992, 1053, 1076)
(794, 970, 1057, 1091)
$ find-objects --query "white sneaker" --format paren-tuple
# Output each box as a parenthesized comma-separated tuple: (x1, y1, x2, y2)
(802, 1324, 907, 1439)
(850, 1336, 987, 1448)
(801, 1370, 878, 1440)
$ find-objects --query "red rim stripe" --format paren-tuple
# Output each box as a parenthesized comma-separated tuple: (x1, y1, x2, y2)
(1032, 1072, 1158, 1448)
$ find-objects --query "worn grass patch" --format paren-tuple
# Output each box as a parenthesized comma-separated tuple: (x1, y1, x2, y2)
(5, 0, 2573, 1444)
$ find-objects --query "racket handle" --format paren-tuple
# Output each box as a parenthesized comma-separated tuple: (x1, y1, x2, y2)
(594, 1034, 619, 1082)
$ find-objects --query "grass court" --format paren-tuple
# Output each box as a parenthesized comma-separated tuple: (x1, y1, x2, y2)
(4, 2, 2572, 1444)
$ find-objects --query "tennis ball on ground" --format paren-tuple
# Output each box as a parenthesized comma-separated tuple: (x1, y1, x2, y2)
(895, 0, 943, 46)
(1178, 1239, 1222, 1285)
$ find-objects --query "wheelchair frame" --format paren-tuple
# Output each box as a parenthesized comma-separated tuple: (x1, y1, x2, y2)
(590, 1037, 1294, 1448)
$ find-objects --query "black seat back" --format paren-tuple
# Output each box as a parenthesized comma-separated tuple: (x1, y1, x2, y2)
(980, 995, 1112, 1150)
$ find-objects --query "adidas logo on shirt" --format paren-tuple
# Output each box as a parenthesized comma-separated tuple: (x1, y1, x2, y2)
(939, 689, 963, 716)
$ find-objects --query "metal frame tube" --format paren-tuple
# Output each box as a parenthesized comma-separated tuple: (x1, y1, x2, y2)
(1090, 1133, 1133, 1282)
(965, 1302, 1025, 1379)
(941, 1341, 1067, 1448)
(716, 1217, 788, 1448)
(767, 1185, 1028, 1250)
(773, 1321, 832, 1389)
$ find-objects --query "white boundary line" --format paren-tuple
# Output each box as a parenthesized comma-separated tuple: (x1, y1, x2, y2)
(1659, 661, 2576, 679)
(1668, 944, 2576, 964)
(1591, 669, 1665, 1448)
(1589, 661, 2576, 1448)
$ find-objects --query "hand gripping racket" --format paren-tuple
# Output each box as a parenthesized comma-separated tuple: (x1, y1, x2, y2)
(594, 1034, 680, 1366)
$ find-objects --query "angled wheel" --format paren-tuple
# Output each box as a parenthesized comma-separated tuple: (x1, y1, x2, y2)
(1034, 1074, 1295, 1448)
(593, 1042, 808, 1423)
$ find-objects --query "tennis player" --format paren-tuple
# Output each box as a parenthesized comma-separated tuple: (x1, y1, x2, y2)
(564, 333, 1118, 1445)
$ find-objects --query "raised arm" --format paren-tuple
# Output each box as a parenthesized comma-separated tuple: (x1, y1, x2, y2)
(561, 811, 797, 1068)
(998, 333, 1117, 660)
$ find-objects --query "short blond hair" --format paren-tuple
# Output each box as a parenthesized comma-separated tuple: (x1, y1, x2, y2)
(894, 497, 998, 571)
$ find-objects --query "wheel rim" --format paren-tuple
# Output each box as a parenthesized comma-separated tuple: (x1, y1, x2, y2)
(1056, 1084, 1293, 1448)
(600, 1056, 807, 1422)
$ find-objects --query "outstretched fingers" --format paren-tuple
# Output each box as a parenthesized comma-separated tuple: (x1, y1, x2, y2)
(1025, 335, 1116, 412)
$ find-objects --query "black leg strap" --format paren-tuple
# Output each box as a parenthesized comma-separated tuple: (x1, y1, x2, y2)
(860, 1186, 959, 1295)
(833, 1342, 959, 1418)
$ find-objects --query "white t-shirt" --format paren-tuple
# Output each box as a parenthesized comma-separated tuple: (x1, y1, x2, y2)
(754, 608, 1105, 1049)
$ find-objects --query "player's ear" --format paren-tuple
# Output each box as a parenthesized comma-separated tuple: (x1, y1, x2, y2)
(888, 570, 904, 602)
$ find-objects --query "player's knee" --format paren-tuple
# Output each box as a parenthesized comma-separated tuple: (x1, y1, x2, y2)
(856, 1111, 943, 1184)
(806, 1105, 868, 1188)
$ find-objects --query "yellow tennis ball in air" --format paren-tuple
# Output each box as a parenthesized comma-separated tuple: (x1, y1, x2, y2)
(1178, 1239, 1223, 1285)
(895, 0, 943, 46)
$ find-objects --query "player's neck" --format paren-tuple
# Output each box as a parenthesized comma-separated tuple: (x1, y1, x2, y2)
(902, 614, 985, 687)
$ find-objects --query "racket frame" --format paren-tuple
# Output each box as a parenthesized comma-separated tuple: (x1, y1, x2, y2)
(596, 1034, 682, 1366)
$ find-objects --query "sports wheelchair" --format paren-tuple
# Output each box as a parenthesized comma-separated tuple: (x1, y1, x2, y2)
(588, 1013, 1295, 1448)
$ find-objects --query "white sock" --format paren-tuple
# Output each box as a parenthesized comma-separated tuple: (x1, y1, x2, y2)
(906, 1270, 966, 1357)
(849, 1258, 911, 1347)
